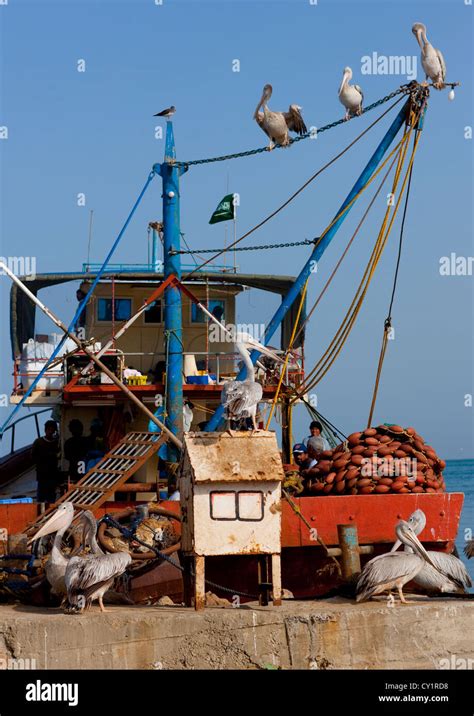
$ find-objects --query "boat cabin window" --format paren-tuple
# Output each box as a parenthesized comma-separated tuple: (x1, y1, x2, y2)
(97, 298, 132, 322)
(144, 299, 162, 324)
(191, 299, 225, 324)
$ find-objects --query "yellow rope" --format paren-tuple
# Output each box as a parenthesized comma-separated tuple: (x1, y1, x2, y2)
(264, 278, 309, 430)
(292, 117, 422, 400)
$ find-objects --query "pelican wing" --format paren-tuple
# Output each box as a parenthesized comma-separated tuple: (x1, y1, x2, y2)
(436, 48, 446, 81)
(284, 105, 307, 135)
(420, 552, 472, 591)
(356, 552, 421, 602)
(221, 380, 262, 418)
(464, 540, 474, 559)
(354, 85, 364, 104)
(65, 551, 131, 596)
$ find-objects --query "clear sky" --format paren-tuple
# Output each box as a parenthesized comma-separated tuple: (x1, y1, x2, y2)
(0, 0, 472, 459)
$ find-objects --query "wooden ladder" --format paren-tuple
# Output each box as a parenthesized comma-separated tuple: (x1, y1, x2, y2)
(26, 431, 166, 536)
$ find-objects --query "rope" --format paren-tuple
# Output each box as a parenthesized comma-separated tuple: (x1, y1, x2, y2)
(366, 150, 416, 427)
(180, 87, 409, 167)
(100, 514, 259, 600)
(264, 278, 309, 430)
(0, 170, 156, 435)
(298, 121, 422, 398)
(183, 93, 407, 281)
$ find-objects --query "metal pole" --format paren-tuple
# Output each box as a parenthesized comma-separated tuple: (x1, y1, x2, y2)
(337, 524, 361, 580)
(151, 226, 159, 271)
(153, 123, 188, 460)
(206, 98, 412, 431)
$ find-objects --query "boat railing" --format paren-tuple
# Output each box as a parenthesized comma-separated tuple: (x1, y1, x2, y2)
(0, 407, 51, 456)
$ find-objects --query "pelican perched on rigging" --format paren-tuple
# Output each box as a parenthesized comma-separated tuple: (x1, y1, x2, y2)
(254, 84, 307, 151)
(412, 22, 446, 89)
(392, 509, 471, 594)
(221, 333, 282, 433)
(338, 67, 363, 120)
(356, 520, 439, 604)
(464, 541, 474, 559)
(30, 502, 131, 613)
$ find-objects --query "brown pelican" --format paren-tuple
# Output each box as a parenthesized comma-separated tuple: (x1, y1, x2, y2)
(154, 105, 176, 119)
(356, 520, 439, 604)
(412, 23, 446, 89)
(392, 509, 471, 594)
(254, 84, 307, 150)
(338, 67, 363, 120)
(221, 333, 282, 433)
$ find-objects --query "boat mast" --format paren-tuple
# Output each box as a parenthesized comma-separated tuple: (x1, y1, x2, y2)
(153, 122, 188, 462)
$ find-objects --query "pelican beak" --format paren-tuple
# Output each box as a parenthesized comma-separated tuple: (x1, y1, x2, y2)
(338, 71, 349, 95)
(28, 509, 68, 544)
(245, 338, 285, 363)
(403, 529, 437, 569)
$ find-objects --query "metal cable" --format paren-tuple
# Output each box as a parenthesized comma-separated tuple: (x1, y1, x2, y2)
(173, 238, 316, 255)
(179, 87, 409, 167)
(183, 93, 408, 280)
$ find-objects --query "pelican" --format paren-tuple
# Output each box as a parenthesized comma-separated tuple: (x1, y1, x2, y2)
(465, 541, 474, 559)
(254, 84, 307, 151)
(29, 502, 87, 598)
(412, 23, 446, 89)
(356, 520, 439, 604)
(221, 333, 282, 433)
(338, 67, 363, 120)
(30, 502, 131, 613)
(392, 509, 471, 594)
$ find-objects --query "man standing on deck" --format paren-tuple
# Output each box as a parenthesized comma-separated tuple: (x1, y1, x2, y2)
(32, 420, 61, 504)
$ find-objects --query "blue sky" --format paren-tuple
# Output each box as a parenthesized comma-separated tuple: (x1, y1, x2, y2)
(0, 0, 472, 458)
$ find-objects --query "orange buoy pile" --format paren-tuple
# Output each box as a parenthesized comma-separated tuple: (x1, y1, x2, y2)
(307, 425, 446, 496)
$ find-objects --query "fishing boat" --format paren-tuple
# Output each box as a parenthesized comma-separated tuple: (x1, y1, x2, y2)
(0, 80, 465, 607)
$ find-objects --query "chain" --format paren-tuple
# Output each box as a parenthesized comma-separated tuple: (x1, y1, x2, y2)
(171, 238, 317, 255)
(100, 514, 259, 600)
(178, 86, 410, 168)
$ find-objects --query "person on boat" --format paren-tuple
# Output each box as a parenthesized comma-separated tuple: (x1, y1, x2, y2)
(32, 419, 61, 504)
(293, 443, 317, 474)
(64, 419, 88, 483)
(84, 418, 107, 472)
(306, 421, 330, 456)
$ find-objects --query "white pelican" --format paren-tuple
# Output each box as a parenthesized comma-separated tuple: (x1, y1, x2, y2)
(30, 503, 131, 613)
(338, 67, 363, 120)
(221, 333, 282, 433)
(356, 520, 439, 604)
(254, 84, 307, 150)
(412, 22, 446, 89)
(392, 509, 471, 594)
(29, 502, 88, 598)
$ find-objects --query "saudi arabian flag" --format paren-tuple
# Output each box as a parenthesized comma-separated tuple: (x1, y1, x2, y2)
(209, 194, 235, 224)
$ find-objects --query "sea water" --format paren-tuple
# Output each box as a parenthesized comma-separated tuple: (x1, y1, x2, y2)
(446, 459, 474, 586)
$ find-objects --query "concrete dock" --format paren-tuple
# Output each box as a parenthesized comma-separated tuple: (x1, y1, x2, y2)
(0, 597, 473, 670)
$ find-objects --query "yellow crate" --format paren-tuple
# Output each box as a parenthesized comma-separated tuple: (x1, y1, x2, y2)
(127, 375, 147, 386)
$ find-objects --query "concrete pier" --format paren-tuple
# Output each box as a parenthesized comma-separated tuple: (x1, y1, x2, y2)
(0, 597, 472, 670)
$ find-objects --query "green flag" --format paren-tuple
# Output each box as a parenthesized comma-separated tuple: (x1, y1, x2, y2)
(209, 194, 235, 224)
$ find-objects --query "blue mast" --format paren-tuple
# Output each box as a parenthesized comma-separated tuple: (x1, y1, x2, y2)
(153, 123, 188, 460)
(206, 98, 411, 431)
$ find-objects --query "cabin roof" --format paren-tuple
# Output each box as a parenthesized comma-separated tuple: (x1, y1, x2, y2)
(10, 272, 306, 357)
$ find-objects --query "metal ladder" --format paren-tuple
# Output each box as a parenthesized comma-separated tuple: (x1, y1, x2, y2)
(26, 431, 166, 536)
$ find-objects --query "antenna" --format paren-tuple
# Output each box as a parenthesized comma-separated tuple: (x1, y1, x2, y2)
(86, 209, 94, 271)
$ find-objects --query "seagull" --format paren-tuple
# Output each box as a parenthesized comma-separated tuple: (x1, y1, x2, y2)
(254, 84, 307, 151)
(338, 67, 363, 121)
(412, 22, 446, 89)
(154, 105, 176, 119)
